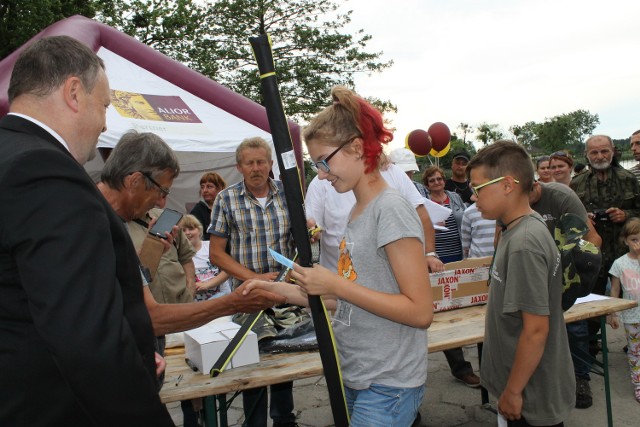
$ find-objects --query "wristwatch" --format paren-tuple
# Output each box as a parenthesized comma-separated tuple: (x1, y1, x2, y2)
(425, 252, 439, 258)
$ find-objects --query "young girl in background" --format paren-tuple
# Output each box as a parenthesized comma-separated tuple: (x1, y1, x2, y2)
(180, 214, 231, 300)
(607, 217, 640, 403)
(244, 86, 433, 426)
(536, 156, 553, 183)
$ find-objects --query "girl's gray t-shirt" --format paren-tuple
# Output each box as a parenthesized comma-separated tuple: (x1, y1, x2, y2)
(333, 188, 428, 389)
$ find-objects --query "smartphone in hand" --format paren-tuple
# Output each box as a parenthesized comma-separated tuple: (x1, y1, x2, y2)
(148, 208, 183, 239)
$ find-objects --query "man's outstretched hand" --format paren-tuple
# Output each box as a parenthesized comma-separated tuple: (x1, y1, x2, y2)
(231, 282, 287, 313)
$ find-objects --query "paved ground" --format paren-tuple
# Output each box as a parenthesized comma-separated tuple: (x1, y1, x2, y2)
(167, 324, 640, 426)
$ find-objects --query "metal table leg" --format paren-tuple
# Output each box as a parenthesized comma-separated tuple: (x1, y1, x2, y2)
(600, 316, 613, 427)
(217, 394, 228, 427)
(203, 395, 218, 427)
(567, 317, 613, 427)
(477, 342, 495, 412)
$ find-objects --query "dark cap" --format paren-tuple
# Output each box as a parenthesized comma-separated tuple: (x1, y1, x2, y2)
(452, 150, 470, 162)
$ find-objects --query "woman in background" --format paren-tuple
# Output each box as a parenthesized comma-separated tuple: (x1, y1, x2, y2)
(549, 151, 574, 186)
(189, 172, 226, 240)
(180, 214, 231, 300)
(422, 166, 466, 264)
(536, 155, 553, 183)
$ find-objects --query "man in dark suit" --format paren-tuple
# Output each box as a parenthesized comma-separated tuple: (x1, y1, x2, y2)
(0, 36, 174, 426)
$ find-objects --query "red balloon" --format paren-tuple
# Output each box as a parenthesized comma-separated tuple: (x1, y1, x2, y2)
(405, 129, 432, 157)
(428, 122, 451, 152)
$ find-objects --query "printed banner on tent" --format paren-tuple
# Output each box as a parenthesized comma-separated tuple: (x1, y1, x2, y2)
(109, 89, 214, 138)
(111, 90, 202, 123)
(96, 47, 273, 154)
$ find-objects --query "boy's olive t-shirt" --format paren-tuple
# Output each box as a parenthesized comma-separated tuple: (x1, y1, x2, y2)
(481, 214, 575, 425)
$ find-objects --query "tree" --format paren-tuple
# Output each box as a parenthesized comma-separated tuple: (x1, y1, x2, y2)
(95, 0, 392, 121)
(2, 0, 393, 122)
(95, 0, 212, 71)
(510, 121, 538, 149)
(475, 123, 504, 145)
(0, 0, 98, 59)
(510, 110, 599, 154)
(413, 134, 477, 176)
(193, 0, 393, 120)
(458, 122, 472, 144)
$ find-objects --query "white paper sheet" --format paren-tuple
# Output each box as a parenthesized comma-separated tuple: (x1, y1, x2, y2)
(423, 197, 452, 225)
(574, 294, 611, 304)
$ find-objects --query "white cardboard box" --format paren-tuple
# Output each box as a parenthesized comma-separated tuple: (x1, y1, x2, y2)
(184, 321, 259, 375)
(429, 256, 492, 312)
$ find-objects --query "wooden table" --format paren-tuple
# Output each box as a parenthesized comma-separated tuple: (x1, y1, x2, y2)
(160, 297, 637, 426)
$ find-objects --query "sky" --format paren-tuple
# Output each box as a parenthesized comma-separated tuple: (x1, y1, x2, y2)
(337, 0, 640, 151)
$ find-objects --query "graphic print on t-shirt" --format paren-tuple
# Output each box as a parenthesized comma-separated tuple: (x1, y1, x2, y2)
(335, 237, 357, 327)
(338, 238, 358, 281)
(622, 268, 640, 299)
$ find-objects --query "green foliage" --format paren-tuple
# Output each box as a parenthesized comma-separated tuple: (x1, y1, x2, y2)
(414, 134, 476, 177)
(475, 122, 504, 146)
(2, 0, 393, 122)
(510, 121, 537, 149)
(511, 110, 599, 154)
(438, 137, 477, 171)
(190, 0, 393, 121)
(95, 0, 393, 121)
(458, 122, 472, 144)
(95, 0, 211, 68)
(0, 0, 97, 59)
(302, 155, 317, 190)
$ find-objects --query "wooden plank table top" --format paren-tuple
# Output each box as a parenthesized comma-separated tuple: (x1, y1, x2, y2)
(159, 296, 637, 403)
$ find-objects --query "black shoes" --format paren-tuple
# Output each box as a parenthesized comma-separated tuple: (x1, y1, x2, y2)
(575, 378, 593, 409)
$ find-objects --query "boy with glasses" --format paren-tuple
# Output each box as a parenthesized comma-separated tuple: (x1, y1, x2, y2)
(468, 140, 574, 427)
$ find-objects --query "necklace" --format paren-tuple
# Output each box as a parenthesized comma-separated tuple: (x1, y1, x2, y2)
(430, 193, 449, 204)
(501, 214, 528, 231)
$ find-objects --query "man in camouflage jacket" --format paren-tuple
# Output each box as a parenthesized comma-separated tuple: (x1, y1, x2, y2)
(571, 135, 640, 298)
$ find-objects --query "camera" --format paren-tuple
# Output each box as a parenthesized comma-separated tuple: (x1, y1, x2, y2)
(592, 209, 609, 222)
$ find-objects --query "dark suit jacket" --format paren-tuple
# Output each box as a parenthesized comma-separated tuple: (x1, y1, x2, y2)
(0, 115, 174, 426)
(189, 200, 212, 241)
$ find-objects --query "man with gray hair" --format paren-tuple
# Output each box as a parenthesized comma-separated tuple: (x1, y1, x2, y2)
(209, 136, 298, 427)
(571, 135, 640, 299)
(98, 131, 286, 338)
(0, 36, 174, 425)
(571, 135, 640, 384)
(101, 131, 194, 308)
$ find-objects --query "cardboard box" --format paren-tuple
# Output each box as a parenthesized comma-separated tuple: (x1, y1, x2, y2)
(184, 321, 259, 375)
(429, 256, 492, 312)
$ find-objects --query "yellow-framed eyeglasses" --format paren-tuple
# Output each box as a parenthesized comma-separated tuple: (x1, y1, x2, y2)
(471, 176, 519, 197)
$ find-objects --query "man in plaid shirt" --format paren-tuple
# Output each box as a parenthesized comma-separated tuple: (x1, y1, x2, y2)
(208, 136, 298, 427)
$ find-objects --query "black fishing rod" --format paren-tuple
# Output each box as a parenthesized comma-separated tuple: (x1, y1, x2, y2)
(249, 33, 349, 427)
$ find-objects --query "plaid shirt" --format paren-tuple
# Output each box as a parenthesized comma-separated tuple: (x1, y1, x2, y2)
(208, 178, 293, 288)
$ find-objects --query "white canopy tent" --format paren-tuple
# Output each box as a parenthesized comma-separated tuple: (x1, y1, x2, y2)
(0, 15, 303, 213)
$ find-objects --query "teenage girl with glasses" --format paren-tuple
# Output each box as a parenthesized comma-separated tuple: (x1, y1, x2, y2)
(244, 85, 433, 427)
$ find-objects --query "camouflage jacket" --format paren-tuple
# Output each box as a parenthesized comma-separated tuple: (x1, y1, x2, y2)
(570, 166, 640, 267)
